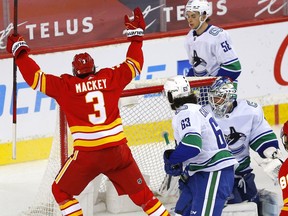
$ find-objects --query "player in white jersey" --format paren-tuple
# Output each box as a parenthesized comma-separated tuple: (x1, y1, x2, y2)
(205, 77, 281, 207)
(184, 0, 241, 81)
(163, 76, 237, 216)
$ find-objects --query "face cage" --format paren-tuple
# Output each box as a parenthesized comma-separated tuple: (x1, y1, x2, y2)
(208, 92, 233, 118)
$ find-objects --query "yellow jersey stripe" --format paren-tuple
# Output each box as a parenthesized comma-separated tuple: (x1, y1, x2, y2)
(60, 199, 79, 210)
(55, 151, 78, 183)
(41, 72, 46, 93)
(127, 57, 141, 72)
(125, 61, 136, 78)
(31, 70, 41, 90)
(74, 132, 125, 147)
(146, 200, 162, 215)
(72, 124, 123, 141)
(70, 118, 122, 133)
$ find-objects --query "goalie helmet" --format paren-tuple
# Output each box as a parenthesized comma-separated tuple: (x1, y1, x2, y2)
(185, 0, 212, 18)
(281, 121, 288, 150)
(163, 76, 191, 103)
(72, 52, 96, 78)
(208, 77, 237, 118)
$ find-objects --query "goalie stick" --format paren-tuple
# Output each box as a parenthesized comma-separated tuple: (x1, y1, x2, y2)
(12, 0, 18, 159)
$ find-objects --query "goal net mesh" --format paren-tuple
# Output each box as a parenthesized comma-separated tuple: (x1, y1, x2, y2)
(20, 76, 215, 216)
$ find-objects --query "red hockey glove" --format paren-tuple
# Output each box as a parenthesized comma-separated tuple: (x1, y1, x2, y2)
(124, 7, 146, 42)
(6, 34, 30, 58)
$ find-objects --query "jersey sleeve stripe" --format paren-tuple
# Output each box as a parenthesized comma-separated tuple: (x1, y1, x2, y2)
(125, 62, 136, 78)
(126, 57, 141, 78)
(127, 57, 141, 72)
(31, 70, 47, 94)
(31, 70, 41, 90)
(40, 72, 47, 93)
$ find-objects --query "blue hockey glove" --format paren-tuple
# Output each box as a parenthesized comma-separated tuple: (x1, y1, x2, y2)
(163, 149, 182, 176)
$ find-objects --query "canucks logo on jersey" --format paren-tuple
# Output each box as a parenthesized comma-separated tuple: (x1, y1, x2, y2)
(192, 50, 208, 76)
(225, 127, 247, 155)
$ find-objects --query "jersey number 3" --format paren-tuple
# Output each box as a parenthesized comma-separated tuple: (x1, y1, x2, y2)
(86, 91, 107, 124)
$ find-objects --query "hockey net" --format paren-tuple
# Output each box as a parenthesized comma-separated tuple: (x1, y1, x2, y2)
(20, 76, 215, 216)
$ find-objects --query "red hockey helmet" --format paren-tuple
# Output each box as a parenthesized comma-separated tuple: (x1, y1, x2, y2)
(281, 121, 288, 150)
(72, 52, 95, 78)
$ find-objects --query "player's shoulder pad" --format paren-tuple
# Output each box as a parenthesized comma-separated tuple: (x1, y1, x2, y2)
(244, 99, 259, 109)
(241, 99, 263, 116)
(175, 104, 189, 115)
(60, 73, 74, 79)
(208, 26, 224, 36)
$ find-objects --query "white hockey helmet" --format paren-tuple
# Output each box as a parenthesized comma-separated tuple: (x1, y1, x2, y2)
(163, 76, 191, 103)
(185, 0, 212, 18)
(208, 77, 237, 117)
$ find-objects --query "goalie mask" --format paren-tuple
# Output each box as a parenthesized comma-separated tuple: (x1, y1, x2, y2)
(72, 52, 96, 78)
(163, 76, 191, 104)
(185, 0, 211, 30)
(208, 77, 237, 118)
(281, 121, 288, 151)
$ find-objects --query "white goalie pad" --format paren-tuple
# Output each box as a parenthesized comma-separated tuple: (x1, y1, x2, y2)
(158, 175, 180, 199)
(260, 158, 282, 183)
(258, 188, 280, 216)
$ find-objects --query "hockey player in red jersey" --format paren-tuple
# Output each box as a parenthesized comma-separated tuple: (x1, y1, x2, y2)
(279, 121, 288, 216)
(6, 7, 170, 216)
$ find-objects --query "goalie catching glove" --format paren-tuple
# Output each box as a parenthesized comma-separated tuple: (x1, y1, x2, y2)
(6, 34, 30, 58)
(163, 149, 182, 176)
(124, 7, 146, 42)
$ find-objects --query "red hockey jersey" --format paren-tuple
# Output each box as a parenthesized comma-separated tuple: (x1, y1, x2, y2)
(279, 159, 288, 215)
(16, 41, 143, 151)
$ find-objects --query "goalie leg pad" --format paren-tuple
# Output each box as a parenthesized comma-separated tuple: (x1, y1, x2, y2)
(228, 173, 259, 204)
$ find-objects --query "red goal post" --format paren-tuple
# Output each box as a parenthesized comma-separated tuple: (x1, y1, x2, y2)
(21, 76, 216, 216)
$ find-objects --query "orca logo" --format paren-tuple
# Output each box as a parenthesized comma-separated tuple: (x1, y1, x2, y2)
(225, 127, 246, 155)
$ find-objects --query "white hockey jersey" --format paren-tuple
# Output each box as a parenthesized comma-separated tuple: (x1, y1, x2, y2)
(170, 103, 237, 176)
(185, 25, 241, 79)
(204, 100, 279, 175)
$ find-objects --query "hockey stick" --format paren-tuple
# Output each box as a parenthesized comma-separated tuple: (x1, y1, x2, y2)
(158, 131, 180, 198)
(162, 131, 172, 189)
(12, 0, 18, 159)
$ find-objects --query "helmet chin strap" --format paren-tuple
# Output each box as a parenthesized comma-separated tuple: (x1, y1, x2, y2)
(193, 15, 208, 31)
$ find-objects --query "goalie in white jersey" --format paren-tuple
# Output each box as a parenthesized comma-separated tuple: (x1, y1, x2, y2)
(184, 0, 241, 81)
(163, 76, 237, 216)
(204, 77, 281, 207)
